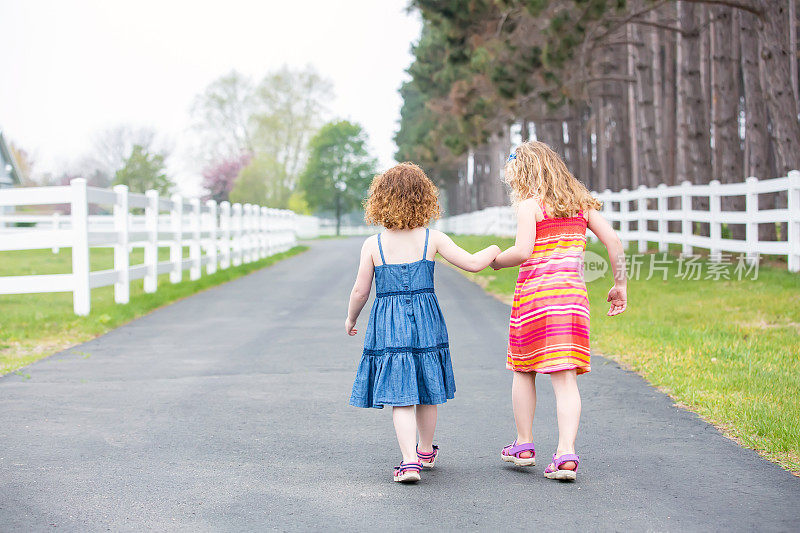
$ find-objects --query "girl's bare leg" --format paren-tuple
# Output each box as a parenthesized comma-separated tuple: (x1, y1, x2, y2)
(512, 370, 537, 458)
(550, 368, 581, 470)
(415, 404, 438, 454)
(392, 406, 418, 464)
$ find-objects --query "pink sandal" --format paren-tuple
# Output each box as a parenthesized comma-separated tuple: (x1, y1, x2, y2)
(544, 453, 579, 481)
(501, 440, 536, 467)
(416, 444, 438, 468)
(393, 461, 422, 483)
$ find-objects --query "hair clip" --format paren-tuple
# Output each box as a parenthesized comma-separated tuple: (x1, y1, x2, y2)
(507, 153, 517, 161)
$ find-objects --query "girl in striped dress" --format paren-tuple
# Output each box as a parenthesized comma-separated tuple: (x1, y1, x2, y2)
(490, 141, 628, 481)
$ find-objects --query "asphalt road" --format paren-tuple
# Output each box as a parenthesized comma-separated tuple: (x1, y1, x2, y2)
(1, 237, 798, 532)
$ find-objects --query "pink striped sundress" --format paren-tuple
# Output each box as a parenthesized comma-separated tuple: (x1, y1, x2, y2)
(507, 201, 591, 374)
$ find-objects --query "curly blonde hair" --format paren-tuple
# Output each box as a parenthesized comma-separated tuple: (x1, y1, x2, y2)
(504, 141, 601, 218)
(364, 162, 441, 229)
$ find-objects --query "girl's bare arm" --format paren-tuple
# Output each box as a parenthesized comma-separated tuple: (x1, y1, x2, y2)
(346, 237, 376, 335)
(587, 208, 628, 316)
(491, 198, 537, 269)
(433, 230, 500, 273)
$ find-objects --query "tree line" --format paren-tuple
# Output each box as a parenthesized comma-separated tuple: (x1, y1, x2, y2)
(10, 66, 377, 231)
(193, 67, 376, 228)
(395, 0, 800, 232)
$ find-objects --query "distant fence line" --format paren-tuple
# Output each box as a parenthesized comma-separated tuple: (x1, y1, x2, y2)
(436, 173, 800, 273)
(4, 173, 797, 317)
(0, 179, 308, 315)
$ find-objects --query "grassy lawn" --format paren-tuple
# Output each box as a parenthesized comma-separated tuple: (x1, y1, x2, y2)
(0, 245, 307, 376)
(449, 235, 800, 474)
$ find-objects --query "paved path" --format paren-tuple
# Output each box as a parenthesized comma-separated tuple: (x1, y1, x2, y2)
(1, 238, 798, 531)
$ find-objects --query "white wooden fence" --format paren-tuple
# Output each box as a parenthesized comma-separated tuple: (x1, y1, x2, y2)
(437, 172, 800, 272)
(0, 179, 302, 315)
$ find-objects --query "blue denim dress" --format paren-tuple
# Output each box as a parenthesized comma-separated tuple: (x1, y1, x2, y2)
(350, 229, 456, 408)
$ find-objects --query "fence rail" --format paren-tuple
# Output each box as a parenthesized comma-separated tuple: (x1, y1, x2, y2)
(0, 179, 302, 315)
(436, 172, 800, 272)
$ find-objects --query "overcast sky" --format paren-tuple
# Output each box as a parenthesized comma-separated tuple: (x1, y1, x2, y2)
(0, 0, 421, 194)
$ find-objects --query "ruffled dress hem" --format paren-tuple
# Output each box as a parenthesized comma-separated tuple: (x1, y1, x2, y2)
(349, 345, 456, 409)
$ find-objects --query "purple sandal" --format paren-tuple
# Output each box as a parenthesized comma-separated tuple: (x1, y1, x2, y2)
(417, 444, 438, 469)
(544, 453, 579, 481)
(393, 461, 422, 483)
(501, 440, 536, 466)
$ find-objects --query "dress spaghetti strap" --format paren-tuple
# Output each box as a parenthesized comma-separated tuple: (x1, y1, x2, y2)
(422, 228, 429, 260)
(377, 233, 386, 265)
(537, 198, 549, 220)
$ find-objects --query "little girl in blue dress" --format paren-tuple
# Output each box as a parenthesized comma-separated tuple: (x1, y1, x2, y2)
(346, 162, 500, 483)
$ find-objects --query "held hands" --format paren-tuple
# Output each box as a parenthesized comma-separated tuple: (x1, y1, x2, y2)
(490, 245, 503, 270)
(607, 284, 628, 316)
(345, 317, 358, 336)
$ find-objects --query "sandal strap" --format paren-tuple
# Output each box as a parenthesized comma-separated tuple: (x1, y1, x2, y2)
(394, 461, 423, 474)
(416, 444, 438, 459)
(503, 440, 536, 457)
(552, 453, 580, 470)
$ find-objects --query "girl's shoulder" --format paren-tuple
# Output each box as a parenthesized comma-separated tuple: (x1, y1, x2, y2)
(360, 234, 380, 256)
(428, 227, 445, 239)
(360, 234, 382, 267)
(520, 196, 542, 210)
(427, 227, 450, 248)
(519, 197, 545, 221)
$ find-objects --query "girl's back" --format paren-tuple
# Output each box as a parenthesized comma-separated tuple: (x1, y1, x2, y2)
(521, 200, 589, 294)
(350, 227, 455, 409)
(371, 228, 436, 298)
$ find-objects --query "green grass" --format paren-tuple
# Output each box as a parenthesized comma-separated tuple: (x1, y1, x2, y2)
(449, 235, 800, 474)
(0, 246, 307, 375)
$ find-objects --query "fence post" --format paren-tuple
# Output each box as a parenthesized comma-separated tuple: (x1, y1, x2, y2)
(745, 176, 759, 266)
(289, 211, 297, 248)
(220, 201, 231, 269)
(70, 178, 91, 316)
(788, 170, 800, 272)
(268, 209, 276, 255)
(260, 206, 268, 258)
(681, 180, 692, 255)
(619, 189, 630, 250)
(274, 209, 281, 251)
(253, 205, 259, 258)
(286, 211, 293, 250)
(113, 185, 130, 304)
(240, 204, 248, 263)
(657, 184, 668, 252)
(637, 185, 647, 252)
(144, 190, 159, 293)
(232, 203, 243, 266)
(254, 205, 261, 257)
(263, 209, 270, 256)
(250, 204, 257, 259)
(709, 179, 721, 261)
(51, 212, 60, 254)
(170, 194, 183, 283)
(260, 207, 267, 255)
(279, 211, 286, 251)
(244, 204, 253, 263)
(190, 198, 201, 279)
(206, 200, 218, 274)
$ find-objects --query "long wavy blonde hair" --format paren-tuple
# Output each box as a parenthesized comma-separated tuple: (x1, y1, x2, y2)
(504, 140, 601, 218)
